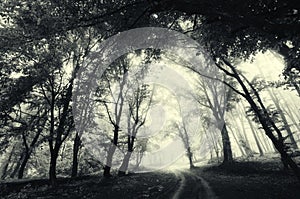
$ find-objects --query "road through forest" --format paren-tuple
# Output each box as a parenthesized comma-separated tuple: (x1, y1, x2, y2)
(172, 170, 217, 199)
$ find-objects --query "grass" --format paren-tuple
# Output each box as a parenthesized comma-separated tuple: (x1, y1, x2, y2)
(0, 172, 179, 199)
(199, 157, 300, 199)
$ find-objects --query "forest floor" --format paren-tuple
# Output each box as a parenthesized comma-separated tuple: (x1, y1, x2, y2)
(199, 156, 300, 199)
(0, 172, 179, 199)
(1, 156, 300, 199)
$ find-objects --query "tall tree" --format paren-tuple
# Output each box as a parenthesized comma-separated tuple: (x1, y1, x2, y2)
(39, 28, 96, 184)
(118, 84, 153, 176)
(214, 58, 300, 180)
(192, 69, 236, 164)
(95, 56, 130, 177)
(173, 116, 195, 169)
(267, 88, 298, 149)
(71, 132, 81, 178)
(15, 107, 48, 179)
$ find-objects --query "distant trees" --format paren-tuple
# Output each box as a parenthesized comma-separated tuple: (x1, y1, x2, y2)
(213, 59, 300, 180)
(267, 88, 298, 150)
(151, 0, 300, 162)
(193, 71, 236, 164)
(132, 138, 148, 169)
(173, 117, 195, 169)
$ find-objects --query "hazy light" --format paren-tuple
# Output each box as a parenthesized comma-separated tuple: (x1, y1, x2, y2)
(151, 14, 158, 19)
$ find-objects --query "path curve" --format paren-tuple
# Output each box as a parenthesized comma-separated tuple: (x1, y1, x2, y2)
(172, 170, 217, 199)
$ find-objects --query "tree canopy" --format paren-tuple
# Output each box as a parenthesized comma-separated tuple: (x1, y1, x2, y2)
(1, 0, 300, 186)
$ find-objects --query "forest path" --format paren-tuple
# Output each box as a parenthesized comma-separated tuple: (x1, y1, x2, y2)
(172, 169, 217, 199)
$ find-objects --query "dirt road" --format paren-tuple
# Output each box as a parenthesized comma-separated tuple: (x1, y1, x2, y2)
(172, 170, 217, 199)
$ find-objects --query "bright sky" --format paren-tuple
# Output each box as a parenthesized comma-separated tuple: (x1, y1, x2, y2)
(238, 50, 284, 81)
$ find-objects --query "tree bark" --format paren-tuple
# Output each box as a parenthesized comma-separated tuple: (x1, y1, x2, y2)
(242, 104, 264, 156)
(71, 132, 81, 178)
(187, 147, 195, 169)
(10, 153, 22, 179)
(49, 149, 59, 186)
(118, 152, 132, 176)
(1, 145, 15, 180)
(227, 124, 246, 157)
(103, 143, 117, 177)
(18, 153, 30, 179)
(221, 123, 233, 164)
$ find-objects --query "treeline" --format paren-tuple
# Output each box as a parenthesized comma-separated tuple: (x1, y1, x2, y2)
(0, 0, 300, 185)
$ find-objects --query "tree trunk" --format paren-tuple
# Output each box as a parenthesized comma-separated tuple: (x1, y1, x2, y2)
(118, 152, 132, 176)
(18, 153, 30, 179)
(17, 110, 47, 179)
(49, 149, 59, 186)
(244, 109, 264, 156)
(187, 147, 195, 169)
(10, 153, 23, 179)
(203, 126, 220, 162)
(251, 128, 264, 156)
(270, 91, 298, 149)
(221, 123, 233, 164)
(71, 132, 81, 178)
(282, 100, 300, 133)
(103, 144, 117, 177)
(118, 134, 136, 176)
(250, 124, 264, 156)
(135, 153, 140, 169)
(1, 146, 15, 180)
(236, 107, 254, 156)
(227, 124, 246, 157)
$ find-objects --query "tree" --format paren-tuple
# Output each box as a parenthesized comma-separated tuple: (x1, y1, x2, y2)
(118, 84, 153, 175)
(37, 28, 96, 184)
(133, 138, 148, 170)
(95, 49, 157, 177)
(1, 0, 299, 183)
(95, 56, 130, 177)
(192, 68, 237, 164)
(267, 88, 298, 149)
(173, 117, 195, 169)
(41, 68, 74, 185)
(213, 58, 300, 180)
(14, 106, 48, 179)
(151, 0, 300, 72)
(71, 132, 81, 178)
(239, 102, 264, 157)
